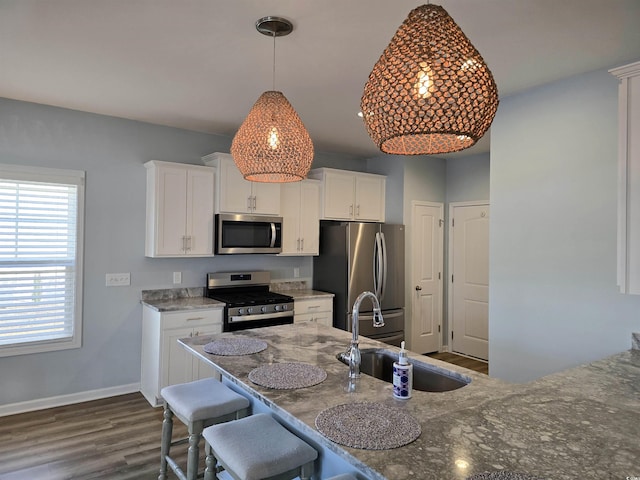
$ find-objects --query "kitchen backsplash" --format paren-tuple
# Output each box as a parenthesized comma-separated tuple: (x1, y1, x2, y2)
(141, 287, 204, 302)
(270, 279, 310, 291)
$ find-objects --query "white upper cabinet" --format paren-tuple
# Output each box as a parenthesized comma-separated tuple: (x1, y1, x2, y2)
(308, 167, 385, 222)
(280, 179, 320, 255)
(202, 152, 280, 215)
(145, 161, 215, 257)
(611, 61, 640, 295)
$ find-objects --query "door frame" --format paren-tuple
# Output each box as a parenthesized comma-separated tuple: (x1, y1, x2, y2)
(447, 200, 490, 354)
(409, 200, 444, 353)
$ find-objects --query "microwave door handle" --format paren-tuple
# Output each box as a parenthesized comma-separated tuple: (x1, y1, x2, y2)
(269, 222, 276, 248)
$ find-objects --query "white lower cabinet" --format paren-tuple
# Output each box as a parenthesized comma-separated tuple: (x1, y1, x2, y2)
(141, 306, 223, 407)
(294, 297, 333, 327)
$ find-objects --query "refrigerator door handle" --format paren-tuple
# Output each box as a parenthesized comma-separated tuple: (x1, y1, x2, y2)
(374, 232, 384, 299)
(380, 231, 388, 301)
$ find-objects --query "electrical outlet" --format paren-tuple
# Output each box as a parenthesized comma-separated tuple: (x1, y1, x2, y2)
(106, 273, 130, 287)
(173, 272, 182, 284)
(293, 267, 300, 278)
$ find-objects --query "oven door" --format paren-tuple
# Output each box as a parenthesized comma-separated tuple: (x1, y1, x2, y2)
(224, 311, 294, 332)
(215, 214, 282, 254)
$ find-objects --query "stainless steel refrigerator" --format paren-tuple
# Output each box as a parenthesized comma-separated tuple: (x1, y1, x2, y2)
(313, 221, 405, 346)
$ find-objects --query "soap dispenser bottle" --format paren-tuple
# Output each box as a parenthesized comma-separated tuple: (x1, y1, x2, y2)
(393, 341, 413, 399)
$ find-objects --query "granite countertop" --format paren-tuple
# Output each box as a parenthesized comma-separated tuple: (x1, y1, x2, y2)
(140, 287, 224, 312)
(179, 323, 640, 479)
(275, 289, 335, 300)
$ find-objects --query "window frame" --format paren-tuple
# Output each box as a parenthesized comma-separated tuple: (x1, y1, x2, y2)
(0, 163, 85, 357)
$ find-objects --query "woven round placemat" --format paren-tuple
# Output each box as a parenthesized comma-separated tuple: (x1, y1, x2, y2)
(467, 473, 546, 480)
(315, 402, 421, 450)
(203, 337, 267, 356)
(248, 362, 327, 389)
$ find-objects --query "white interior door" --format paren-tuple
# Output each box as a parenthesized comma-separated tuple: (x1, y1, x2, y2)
(410, 201, 443, 354)
(449, 202, 489, 360)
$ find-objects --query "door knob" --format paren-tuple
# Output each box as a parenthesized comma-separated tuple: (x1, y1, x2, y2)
(415, 285, 422, 291)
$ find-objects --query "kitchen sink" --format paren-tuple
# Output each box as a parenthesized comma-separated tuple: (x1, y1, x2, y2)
(337, 348, 471, 392)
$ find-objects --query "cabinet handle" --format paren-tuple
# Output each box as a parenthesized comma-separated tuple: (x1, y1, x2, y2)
(186, 316, 205, 321)
(253, 196, 257, 211)
(300, 238, 304, 251)
(308, 305, 320, 310)
(356, 205, 360, 216)
(185, 236, 192, 252)
(349, 204, 353, 216)
(194, 331, 199, 336)
(182, 236, 187, 252)
(247, 196, 252, 211)
(297, 238, 300, 251)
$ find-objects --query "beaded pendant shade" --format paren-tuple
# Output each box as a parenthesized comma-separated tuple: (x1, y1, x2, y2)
(361, 4, 499, 155)
(231, 17, 314, 183)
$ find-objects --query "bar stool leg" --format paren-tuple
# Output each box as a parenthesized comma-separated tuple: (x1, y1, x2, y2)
(158, 405, 174, 480)
(300, 460, 314, 480)
(186, 420, 204, 480)
(203, 442, 217, 480)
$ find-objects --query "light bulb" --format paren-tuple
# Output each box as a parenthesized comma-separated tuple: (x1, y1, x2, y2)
(268, 126, 280, 150)
(413, 62, 433, 98)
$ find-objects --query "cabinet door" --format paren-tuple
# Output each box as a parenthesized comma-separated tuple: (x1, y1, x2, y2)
(252, 182, 281, 215)
(156, 165, 188, 255)
(280, 183, 302, 254)
(299, 181, 320, 255)
(192, 325, 222, 381)
(323, 170, 355, 220)
(162, 326, 194, 389)
(218, 156, 253, 213)
(355, 174, 385, 222)
(186, 168, 215, 255)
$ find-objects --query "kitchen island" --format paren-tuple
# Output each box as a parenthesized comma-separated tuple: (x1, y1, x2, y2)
(179, 323, 640, 480)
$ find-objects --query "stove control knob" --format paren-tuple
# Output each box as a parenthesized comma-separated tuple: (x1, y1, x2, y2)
(247, 307, 254, 314)
(281, 304, 288, 311)
(238, 308, 245, 315)
(261, 306, 267, 313)
(274, 305, 281, 312)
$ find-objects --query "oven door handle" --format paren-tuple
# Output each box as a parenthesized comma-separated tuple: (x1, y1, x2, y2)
(229, 311, 293, 323)
(269, 222, 277, 248)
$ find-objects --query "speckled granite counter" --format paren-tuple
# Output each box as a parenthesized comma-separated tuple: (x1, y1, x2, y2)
(274, 289, 335, 300)
(179, 323, 640, 480)
(140, 288, 224, 312)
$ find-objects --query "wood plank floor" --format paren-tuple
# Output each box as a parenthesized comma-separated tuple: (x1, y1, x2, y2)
(0, 393, 190, 480)
(426, 351, 489, 374)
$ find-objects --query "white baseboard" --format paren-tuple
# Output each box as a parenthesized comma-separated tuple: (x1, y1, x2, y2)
(0, 383, 140, 417)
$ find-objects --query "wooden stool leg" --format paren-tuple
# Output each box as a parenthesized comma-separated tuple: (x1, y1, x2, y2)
(204, 442, 217, 480)
(186, 420, 203, 480)
(300, 460, 314, 480)
(158, 405, 174, 480)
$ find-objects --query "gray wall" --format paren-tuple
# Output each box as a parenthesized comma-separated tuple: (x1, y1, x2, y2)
(0, 97, 362, 407)
(489, 66, 640, 383)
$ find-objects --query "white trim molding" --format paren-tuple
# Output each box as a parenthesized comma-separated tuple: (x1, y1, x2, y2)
(0, 383, 141, 417)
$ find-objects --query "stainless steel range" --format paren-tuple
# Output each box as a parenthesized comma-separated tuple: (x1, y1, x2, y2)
(206, 271, 294, 332)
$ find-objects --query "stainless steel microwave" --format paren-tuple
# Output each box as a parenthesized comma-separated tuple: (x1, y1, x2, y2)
(215, 214, 282, 254)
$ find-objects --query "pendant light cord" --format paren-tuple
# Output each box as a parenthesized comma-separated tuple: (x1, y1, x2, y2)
(272, 31, 276, 91)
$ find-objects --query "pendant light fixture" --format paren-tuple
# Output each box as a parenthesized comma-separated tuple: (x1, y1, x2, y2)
(231, 16, 314, 183)
(360, 4, 499, 155)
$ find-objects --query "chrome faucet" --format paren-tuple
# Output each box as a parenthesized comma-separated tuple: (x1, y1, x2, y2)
(344, 291, 385, 378)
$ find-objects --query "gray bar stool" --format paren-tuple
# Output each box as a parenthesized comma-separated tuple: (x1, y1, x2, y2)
(202, 413, 318, 480)
(159, 378, 251, 480)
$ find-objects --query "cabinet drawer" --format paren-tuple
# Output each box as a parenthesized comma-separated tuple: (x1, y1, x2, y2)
(161, 309, 223, 329)
(295, 312, 333, 327)
(294, 297, 333, 315)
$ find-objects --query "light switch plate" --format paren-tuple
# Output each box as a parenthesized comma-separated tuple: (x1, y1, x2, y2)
(173, 272, 182, 284)
(106, 273, 131, 287)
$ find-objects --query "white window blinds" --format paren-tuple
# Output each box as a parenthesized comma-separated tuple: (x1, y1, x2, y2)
(0, 165, 84, 355)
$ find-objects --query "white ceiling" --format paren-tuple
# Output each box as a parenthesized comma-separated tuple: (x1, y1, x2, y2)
(2, 1, 640, 159)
